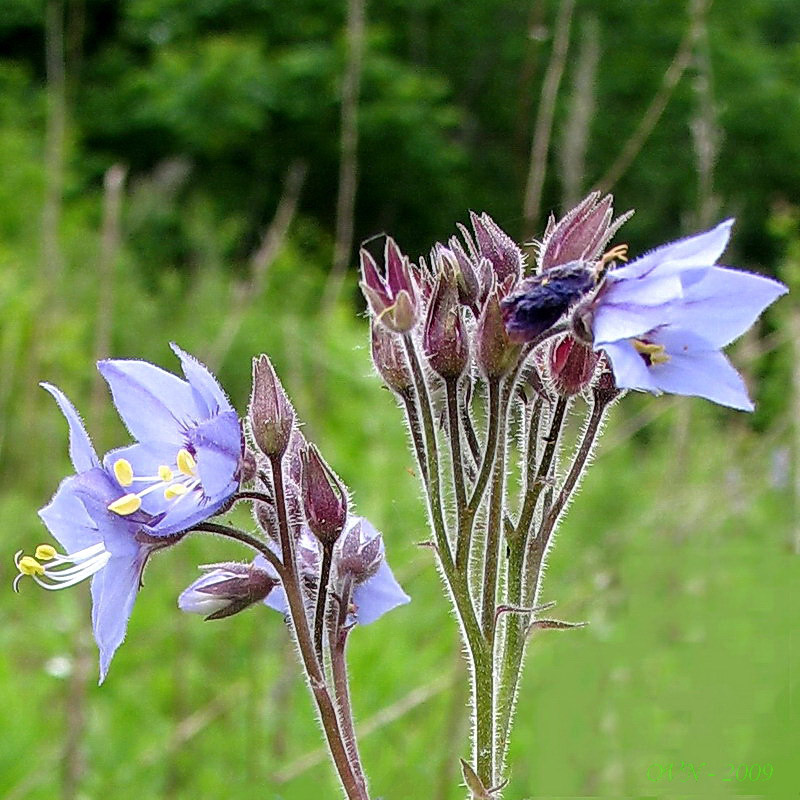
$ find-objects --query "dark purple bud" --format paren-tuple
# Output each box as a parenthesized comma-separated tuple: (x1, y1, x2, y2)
(469, 211, 524, 285)
(249, 355, 295, 457)
(301, 444, 348, 546)
(539, 192, 633, 272)
(477, 285, 521, 378)
(548, 335, 599, 396)
(501, 261, 595, 343)
(359, 238, 420, 333)
(337, 519, 383, 584)
(423, 261, 469, 379)
(371, 319, 413, 394)
(178, 562, 278, 620)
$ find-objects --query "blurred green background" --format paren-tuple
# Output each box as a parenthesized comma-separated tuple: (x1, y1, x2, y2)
(1, 0, 798, 797)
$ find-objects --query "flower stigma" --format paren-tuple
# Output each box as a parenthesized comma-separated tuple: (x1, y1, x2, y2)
(13, 543, 111, 593)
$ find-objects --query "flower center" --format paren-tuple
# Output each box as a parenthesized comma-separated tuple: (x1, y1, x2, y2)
(108, 448, 200, 516)
(13, 542, 111, 593)
(632, 338, 670, 366)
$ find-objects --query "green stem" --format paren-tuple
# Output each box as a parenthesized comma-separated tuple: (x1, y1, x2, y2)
(314, 543, 334, 667)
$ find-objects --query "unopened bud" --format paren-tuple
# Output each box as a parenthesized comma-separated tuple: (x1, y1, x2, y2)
(249, 355, 294, 457)
(423, 264, 468, 379)
(178, 562, 277, 620)
(301, 444, 348, 546)
(337, 518, 383, 584)
(371, 320, 413, 394)
(592, 354, 622, 406)
(549, 335, 599, 396)
(477, 286, 520, 378)
(469, 211, 524, 284)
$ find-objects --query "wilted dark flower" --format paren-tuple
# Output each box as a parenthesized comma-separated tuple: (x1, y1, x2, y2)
(249, 354, 295, 457)
(360, 238, 420, 333)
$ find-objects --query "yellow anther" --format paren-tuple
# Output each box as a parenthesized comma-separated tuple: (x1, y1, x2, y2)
(176, 448, 197, 477)
(108, 493, 143, 516)
(158, 465, 174, 482)
(113, 458, 134, 487)
(164, 484, 189, 501)
(632, 339, 671, 365)
(601, 243, 629, 266)
(18, 556, 44, 576)
(35, 544, 57, 561)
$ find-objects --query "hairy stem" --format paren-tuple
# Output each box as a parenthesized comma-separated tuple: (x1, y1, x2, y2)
(269, 455, 367, 800)
(314, 543, 334, 667)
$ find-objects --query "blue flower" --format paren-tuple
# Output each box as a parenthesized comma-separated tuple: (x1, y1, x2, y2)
(256, 518, 410, 626)
(15, 384, 179, 682)
(99, 344, 244, 535)
(591, 221, 788, 410)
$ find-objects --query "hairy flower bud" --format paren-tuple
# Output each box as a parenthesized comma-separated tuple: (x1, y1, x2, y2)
(539, 192, 633, 271)
(371, 320, 413, 394)
(423, 260, 469, 379)
(249, 355, 294, 457)
(179, 562, 277, 620)
(301, 444, 348, 546)
(549, 335, 599, 396)
(592, 354, 622, 406)
(469, 211, 524, 285)
(337, 518, 383, 584)
(359, 238, 420, 333)
(477, 285, 520, 378)
(443, 240, 480, 308)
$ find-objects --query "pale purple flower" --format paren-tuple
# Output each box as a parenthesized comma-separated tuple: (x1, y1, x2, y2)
(178, 561, 277, 620)
(16, 384, 179, 682)
(590, 220, 788, 410)
(99, 344, 244, 535)
(258, 518, 409, 626)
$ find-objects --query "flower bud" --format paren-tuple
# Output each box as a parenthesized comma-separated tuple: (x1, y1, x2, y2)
(359, 238, 420, 333)
(423, 262, 468, 379)
(476, 285, 520, 378)
(443, 239, 480, 307)
(592, 353, 622, 406)
(548, 335, 599, 396)
(301, 444, 348, 546)
(249, 355, 294, 457)
(337, 518, 383, 584)
(539, 192, 633, 272)
(371, 320, 413, 394)
(178, 562, 277, 620)
(469, 211, 524, 285)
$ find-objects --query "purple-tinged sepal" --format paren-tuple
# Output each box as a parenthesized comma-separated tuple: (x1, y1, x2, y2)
(477, 284, 521, 378)
(359, 238, 420, 333)
(468, 211, 524, 285)
(548, 335, 599, 397)
(423, 258, 469, 380)
(179, 561, 278, 620)
(370, 320, 413, 395)
(301, 444, 348, 547)
(249, 354, 295, 458)
(538, 192, 633, 272)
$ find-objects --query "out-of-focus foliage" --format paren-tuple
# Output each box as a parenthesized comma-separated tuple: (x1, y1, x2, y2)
(0, 0, 797, 797)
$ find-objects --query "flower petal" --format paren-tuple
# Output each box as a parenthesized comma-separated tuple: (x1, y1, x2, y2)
(170, 343, 234, 418)
(91, 552, 144, 683)
(352, 560, 410, 625)
(40, 383, 99, 473)
(98, 358, 196, 444)
(599, 340, 659, 393)
(611, 219, 733, 282)
(188, 411, 242, 502)
(38, 475, 101, 555)
(592, 299, 674, 343)
(671, 267, 788, 348)
(649, 329, 754, 411)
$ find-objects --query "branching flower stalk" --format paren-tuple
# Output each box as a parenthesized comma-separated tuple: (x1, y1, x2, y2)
(14, 193, 787, 800)
(361, 194, 786, 796)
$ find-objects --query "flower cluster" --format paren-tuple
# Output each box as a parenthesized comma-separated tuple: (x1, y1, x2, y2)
(16, 345, 408, 682)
